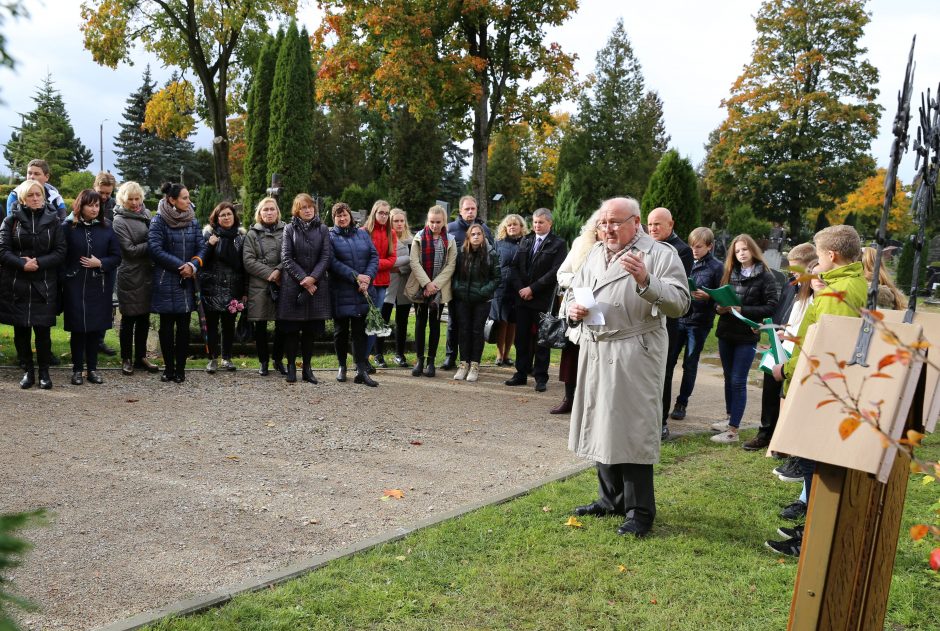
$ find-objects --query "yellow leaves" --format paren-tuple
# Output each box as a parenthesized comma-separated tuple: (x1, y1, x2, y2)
(144, 81, 196, 140)
(911, 524, 929, 541)
(565, 516, 583, 528)
(382, 489, 405, 500)
(617, 564, 627, 573)
(839, 416, 861, 440)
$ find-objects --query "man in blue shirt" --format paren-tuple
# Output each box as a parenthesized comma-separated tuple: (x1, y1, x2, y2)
(5, 159, 67, 220)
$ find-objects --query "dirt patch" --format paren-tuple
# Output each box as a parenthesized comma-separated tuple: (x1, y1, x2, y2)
(1, 359, 751, 630)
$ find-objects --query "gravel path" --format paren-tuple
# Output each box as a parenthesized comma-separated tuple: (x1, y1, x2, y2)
(2, 358, 753, 630)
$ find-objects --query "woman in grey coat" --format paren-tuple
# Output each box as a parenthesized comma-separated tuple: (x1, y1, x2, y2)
(378, 207, 413, 367)
(112, 181, 158, 375)
(243, 197, 286, 376)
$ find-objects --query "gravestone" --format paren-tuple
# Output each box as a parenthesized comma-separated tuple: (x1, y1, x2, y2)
(764, 249, 783, 270)
(928, 234, 940, 263)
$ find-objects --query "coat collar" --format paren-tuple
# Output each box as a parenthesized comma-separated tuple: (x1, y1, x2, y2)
(591, 232, 656, 291)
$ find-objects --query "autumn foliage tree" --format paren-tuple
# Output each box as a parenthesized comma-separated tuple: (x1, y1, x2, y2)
(704, 0, 881, 240)
(315, 0, 578, 220)
(79, 0, 298, 199)
(830, 168, 912, 237)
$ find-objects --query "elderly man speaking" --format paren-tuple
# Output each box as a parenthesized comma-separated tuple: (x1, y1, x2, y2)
(566, 197, 690, 537)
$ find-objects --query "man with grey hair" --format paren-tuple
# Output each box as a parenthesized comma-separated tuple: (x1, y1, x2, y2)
(505, 207, 567, 392)
(566, 197, 690, 537)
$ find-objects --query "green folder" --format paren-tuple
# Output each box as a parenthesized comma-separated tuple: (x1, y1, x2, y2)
(700, 284, 741, 307)
(688, 277, 697, 292)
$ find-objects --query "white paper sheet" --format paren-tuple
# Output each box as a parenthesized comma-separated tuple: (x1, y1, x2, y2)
(573, 287, 605, 325)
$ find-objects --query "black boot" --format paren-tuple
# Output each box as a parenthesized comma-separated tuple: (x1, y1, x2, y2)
(86, 370, 104, 384)
(71, 371, 84, 385)
(20, 367, 35, 389)
(354, 364, 378, 387)
(336, 365, 347, 382)
(423, 357, 436, 378)
(38, 368, 52, 390)
(302, 363, 318, 384)
(286, 361, 297, 383)
(411, 357, 424, 377)
(274, 360, 288, 375)
(258, 361, 270, 376)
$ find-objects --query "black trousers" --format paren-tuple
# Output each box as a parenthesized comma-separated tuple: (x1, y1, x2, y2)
(757, 371, 784, 440)
(70, 330, 104, 372)
(443, 300, 459, 362)
(455, 299, 490, 364)
(14, 325, 52, 368)
(119, 313, 151, 362)
(285, 320, 322, 366)
(414, 303, 442, 362)
(254, 320, 284, 365)
(512, 307, 550, 384)
(662, 317, 681, 424)
(158, 313, 191, 376)
(377, 302, 411, 357)
(205, 310, 235, 359)
(596, 462, 656, 527)
(334, 316, 367, 367)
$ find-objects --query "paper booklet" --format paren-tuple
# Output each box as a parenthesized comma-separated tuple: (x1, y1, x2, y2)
(698, 284, 741, 307)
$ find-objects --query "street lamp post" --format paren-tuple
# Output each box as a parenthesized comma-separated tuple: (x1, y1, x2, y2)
(99, 119, 109, 173)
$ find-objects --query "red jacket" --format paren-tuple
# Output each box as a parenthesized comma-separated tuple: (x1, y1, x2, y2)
(369, 226, 397, 287)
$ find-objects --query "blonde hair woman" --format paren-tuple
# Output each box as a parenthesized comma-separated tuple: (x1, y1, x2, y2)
(243, 196, 287, 375)
(491, 213, 529, 366)
(861, 247, 907, 310)
(363, 199, 397, 368)
(379, 207, 414, 366)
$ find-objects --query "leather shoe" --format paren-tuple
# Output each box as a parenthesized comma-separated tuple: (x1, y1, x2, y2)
(574, 502, 620, 517)
(336, 366, 347, 382)
(617, 519, 651, 538)
(354, 367, 378, 387)
(504, 374, 527, 386)
(534, 381, 547, 392)
(440, 358, 456, 370)
(302, 365, 318, 384)
(258, 362, 270, 376)
(71, 371, 84, 385)
(286, 362, 297, 383)
(160, 372, 175, 382)
(393, 354, 410, 368)
(122, 359, 134, 375)
(549, 398, 572, 414)
(98, 342, 117, 356)
(374, 355, 388, 369)
(423, 362, 436, 378)
(136, 358, 161, 373)
(661, 425, 671, 441)
(86, 370, 104, 384)
(173, 371, 185, 383)
(19, 369, 35, 389)
(274, 360, 288, 376)
(38, 369, 53, 390)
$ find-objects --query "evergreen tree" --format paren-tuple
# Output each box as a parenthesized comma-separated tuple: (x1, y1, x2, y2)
(243, 31, 281, 202)
(641, 150, 702, 241)
(814, 210, 830, 233)
(439, 140, 470, 217)
(895, 238, 928, 296)
(4, 73, 93, 180)
(556, 19, 668, 209)
(267, 22, 316, 205)
(487, 127, 523, 207)
(552, 174, 585, 245)
(322, 102, 368, 197)
(388, 108, 444, 217)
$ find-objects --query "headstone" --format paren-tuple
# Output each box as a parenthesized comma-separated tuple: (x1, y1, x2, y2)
(764, 249, 783, 270)
(928, 234, 940, 263)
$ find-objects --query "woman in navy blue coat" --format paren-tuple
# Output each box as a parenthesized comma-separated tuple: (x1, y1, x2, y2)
(61, 189, 122, 385)
(148, 182, 207, 383)
(328, 202, 378, 387)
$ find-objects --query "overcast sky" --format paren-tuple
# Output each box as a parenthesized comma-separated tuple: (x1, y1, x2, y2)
(1, 0, 938, 187)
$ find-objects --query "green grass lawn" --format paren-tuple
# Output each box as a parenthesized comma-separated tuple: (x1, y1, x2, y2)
(146, 433, 940, 631)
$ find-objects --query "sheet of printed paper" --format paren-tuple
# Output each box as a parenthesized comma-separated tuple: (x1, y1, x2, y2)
(573, 287, 605, 325)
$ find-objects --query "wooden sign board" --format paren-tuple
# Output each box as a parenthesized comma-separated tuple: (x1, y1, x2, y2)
(879, 309, 940, 433)
(768, 314, 924, 483)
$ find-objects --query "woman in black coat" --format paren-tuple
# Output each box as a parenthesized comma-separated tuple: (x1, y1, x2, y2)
(0, 179, 66, 389)
(278, 194, 332, 384)
(201, 201, 245, 373)
(148, 182, 207, 383)
(61, 189, 122, 385)
(328, 202, 378, 387)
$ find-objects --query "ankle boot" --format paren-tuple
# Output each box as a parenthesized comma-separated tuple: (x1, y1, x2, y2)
(286, 361, 297, 383)
(20, 368, 35, 389)
(550, 397, 572, 414)
(336, 365, 347, 382)
(423, 357, 436, 378)
(466, 362, 480, 382)
(411, 357, 424, 377)
(454, 362, 469, 380)
(354, 364, 378, 387)
(86, 370, 104, 385)
(38, 368, 53, 390)
(274, 360, 288, 375)
(302, 363, 318, 384)
(258, 361, 270, 376)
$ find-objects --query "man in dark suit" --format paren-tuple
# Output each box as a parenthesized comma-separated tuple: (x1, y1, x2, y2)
(647, 207, 693, 440)
(505, 207, 567, 392)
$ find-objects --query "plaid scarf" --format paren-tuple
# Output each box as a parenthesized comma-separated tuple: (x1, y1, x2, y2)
(420, 226, 446, 278)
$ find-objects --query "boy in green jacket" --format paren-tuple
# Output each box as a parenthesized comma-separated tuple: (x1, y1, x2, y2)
(766, 225, 867, 557)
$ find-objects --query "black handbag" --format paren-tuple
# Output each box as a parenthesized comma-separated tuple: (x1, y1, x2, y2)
(537, 311, 568, 349)
(234, 311, 254, 343)
(266, 282, 280, 303)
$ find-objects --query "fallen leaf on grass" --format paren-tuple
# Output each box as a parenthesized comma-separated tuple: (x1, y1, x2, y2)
(395, 555, 407, 561)
(617, 564, 627, 573)
(565, 516, 583, 528)
(383, 489, 405, 500)
(542, 506, 552, 512)
(409, 440, 423, 445)
(649, 598, 658, 605)
(911, 524, 929, 541)
(125, 398, 139, 403)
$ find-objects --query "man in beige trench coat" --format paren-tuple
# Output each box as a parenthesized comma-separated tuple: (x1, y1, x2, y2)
(566, 197, 690, 537)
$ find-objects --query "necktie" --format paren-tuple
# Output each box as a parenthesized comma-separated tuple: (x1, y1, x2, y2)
(532, 237, 542, 256)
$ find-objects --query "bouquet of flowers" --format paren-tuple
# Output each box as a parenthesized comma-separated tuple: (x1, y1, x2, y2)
(355, 274, 392, 337)
(227, 299, 245, 314)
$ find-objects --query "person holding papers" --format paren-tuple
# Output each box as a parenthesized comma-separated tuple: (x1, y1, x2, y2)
(711, 234, 779, 443)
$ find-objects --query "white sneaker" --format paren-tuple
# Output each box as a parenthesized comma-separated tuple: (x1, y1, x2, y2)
(453, 362, 469, 380)
(711, 429, 739, 444)
(205, 359, 217, 373)
(466, 362, 479, 382)
(711, 420, 731, 432)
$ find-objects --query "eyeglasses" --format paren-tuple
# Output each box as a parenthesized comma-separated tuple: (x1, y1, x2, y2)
(376, 211, 390, 216)
(598, 219, 634, 230)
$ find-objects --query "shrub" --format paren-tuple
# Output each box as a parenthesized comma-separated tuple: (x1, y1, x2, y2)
(57, 171, 95, 198)
(726, 204, 772, 239)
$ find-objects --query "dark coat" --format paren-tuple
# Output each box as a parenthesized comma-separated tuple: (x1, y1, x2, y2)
(511, 230, 568, 313)
(679, 252, 725, 329)
(447, 216, 494, 249)
(769, 268, 796, 325)
(0, 202, 67, 327)
(664, 231, 694, 275)
(278, 217, 332, 322)
(490, 236, 522, 321)
(329, 225, 378, 319)
(452, 245, 501, 303)
(200, 225, 246, 312)
(112, 206, 153, 317)
(148, 213, 207, 314)
(243, 221, 285, 322)
(715, 263, 780, 344)
(61, 217, 121, 332)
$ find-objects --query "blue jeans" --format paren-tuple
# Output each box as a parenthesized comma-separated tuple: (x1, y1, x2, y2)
(717, 338, 756, 428)
(365, 286, 388, 357)
(671, 322, 711, 407)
